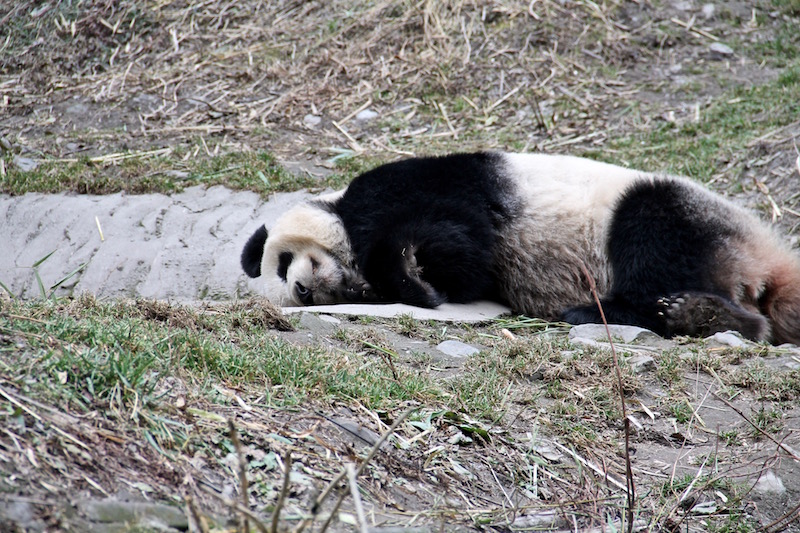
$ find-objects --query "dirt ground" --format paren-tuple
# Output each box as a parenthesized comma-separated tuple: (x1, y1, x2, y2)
(2, 0, 800, 531)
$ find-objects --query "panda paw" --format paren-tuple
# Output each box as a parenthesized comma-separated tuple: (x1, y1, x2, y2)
(656, 295, 684, 318)
(656, 292, 769, 341)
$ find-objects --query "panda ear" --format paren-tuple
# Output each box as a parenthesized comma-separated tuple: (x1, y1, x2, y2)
(241, 225, 268, 278)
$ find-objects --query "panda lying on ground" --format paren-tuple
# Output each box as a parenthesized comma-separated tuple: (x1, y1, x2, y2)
(241, 152, 800, 345)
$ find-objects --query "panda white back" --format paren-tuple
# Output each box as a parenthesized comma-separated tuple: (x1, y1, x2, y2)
(501, 153, 646, 226)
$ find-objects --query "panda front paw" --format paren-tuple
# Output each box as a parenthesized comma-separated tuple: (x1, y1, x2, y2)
(656, 295, 685, 319)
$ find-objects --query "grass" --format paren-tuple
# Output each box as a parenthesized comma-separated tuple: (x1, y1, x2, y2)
(4, 66, 798, 198)
(593, 67, 800, 181)
(3, 294, 799, 530)
(1, 298, 447, 419)
(1, 149, 357, 197)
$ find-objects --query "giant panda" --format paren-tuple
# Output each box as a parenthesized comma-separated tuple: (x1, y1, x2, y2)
(241, 152, 800, 345)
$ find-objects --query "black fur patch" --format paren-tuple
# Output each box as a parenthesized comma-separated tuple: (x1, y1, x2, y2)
(562, 179, 740, 337)
(277, 252, 293, 281)
(241, 225, 268, 278)
(332, 152, 510, 307)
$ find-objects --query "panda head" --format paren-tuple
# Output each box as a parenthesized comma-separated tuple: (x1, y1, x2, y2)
(241, 201, 374, 306)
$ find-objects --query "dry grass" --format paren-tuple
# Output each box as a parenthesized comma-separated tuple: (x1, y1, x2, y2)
(6, 0, 793, 161)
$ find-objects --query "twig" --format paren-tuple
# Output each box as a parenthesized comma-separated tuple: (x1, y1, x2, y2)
(345, 463, 369, 533)
(228, 419, 250, 533)
(331, 120, 364, 153)
(199, 486, 269, 533)
(487, 84, 522, 112)
(763, 500, 800, 533)
(293, 407, 416, 533)
(94, 216, 105, 242)
(435, 101, 457, 139)
(361, 340, 400, 382)
(552, 441, 629, 494)
(339, 99, 373, 124)
(670, 17, 719, 41)
(677, 453, 709, 505)
(184, 494, 211, 533)
(0, 384, 90, 451)
(579, 262, 635, 533)
(271, 450, 293, 533)
(711, 393, 800, 461)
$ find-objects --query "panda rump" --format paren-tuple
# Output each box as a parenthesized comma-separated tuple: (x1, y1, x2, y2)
(241, 152, 800, 345)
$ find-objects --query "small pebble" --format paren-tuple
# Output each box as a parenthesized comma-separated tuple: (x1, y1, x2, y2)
(709, 42, 734, 58)
(355, 109, 379, 122)
(436, 340, 480, 358)
(303, 114, 322, 127)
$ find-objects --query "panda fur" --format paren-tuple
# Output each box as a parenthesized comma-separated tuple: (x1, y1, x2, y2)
(241, 152, 800, 345)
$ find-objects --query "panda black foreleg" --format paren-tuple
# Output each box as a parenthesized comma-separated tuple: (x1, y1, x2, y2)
(361, 238, 446, 308)
(360, 219, 495, 308)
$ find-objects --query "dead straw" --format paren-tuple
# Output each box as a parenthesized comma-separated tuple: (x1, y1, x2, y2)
(579, 262, 635, 533)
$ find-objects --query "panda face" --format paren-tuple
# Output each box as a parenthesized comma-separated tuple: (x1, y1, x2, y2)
(245, 200, 376, 307)
(266, 243, 372, 306)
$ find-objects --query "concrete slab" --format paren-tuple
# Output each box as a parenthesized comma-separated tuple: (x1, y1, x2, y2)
(282, 301, 511, 323)
(0, 186, 315, 301)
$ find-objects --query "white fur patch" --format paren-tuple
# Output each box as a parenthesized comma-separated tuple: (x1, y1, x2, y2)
(501, 153, 646, 227)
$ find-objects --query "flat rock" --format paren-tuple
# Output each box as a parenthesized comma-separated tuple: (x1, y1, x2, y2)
(568, 324, 663, 345)
(708, 331, 748, 348)
(709, 42, 734, 57)
(753, 470, 786, 495)
(628, 354, 656, 373)
(12, 155, 39, 172)
(436, 340, 482, 357)
(282, 301, 510, 323)
(78, 499, 188, 528)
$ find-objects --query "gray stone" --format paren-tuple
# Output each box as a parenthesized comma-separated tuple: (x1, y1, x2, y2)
(163, 169, 190, 180)
(12, 155, 39, 172)
(511, 509, 562, 529)
(65, 102, 90, 116)
(436, 340, 481, 357)
(318, 314, 341, 325)
(299, 312, 338, 334)
(78, 499, 188, 529)
(0, 501, 41, 530)
(709, 42, 734, 58)
(628, 354, 656, 373)
(709, 331, 747, 348)
(355, 109, 379, 121)
(568, 324, 662, 344)
(753, 470, 786, 495)
(701, 3, 715, 19)
(303, 114, 322, 127)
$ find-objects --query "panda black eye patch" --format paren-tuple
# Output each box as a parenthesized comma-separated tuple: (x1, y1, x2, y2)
(277, 252, 293, 281)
